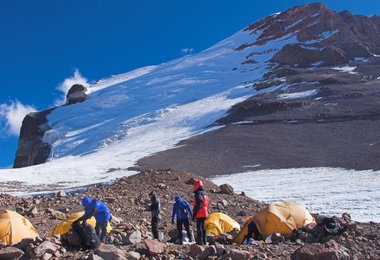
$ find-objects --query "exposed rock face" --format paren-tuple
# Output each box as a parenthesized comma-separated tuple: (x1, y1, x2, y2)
(13, 108, 54, 168)
(238, 2, 380, 67)
(66, 84, 87, 104)
(13, 84, 87, 168)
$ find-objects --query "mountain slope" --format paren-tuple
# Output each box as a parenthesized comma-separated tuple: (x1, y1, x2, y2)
(4, 3, 380, 195)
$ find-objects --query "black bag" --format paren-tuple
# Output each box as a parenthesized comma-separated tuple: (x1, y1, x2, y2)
(72, 220, 100, 249)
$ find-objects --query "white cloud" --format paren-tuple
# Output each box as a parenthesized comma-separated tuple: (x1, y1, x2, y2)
(0, 100, 36, 136)
(181, 48, 194, 55)
(54, 69, 89, 106)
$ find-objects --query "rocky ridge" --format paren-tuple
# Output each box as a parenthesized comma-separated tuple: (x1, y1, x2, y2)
(138, 8, 380, 176)
(240, 2, 380, 67)
(0, 170, 379, 259)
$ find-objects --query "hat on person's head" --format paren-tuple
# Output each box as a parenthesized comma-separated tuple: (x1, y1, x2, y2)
(175, 195, 181, 202)
(193, 179, 203, 192)
(82, 196, 92, 207)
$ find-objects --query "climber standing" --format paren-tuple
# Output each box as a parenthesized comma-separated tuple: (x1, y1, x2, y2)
(172, 195, 193, 244)
(192, 180, 209, 245)
(148, 191, 161, 240)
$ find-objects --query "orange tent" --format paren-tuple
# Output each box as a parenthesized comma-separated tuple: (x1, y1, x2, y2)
(0, 209, 38, 245)
(234, 201, 315, 244)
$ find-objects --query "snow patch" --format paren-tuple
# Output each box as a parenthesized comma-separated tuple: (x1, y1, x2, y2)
(332, 66, 357, 75)
(354, 57, 368, 62)
(211, 168, 380, 222)
(310, 61, 323, 67)
(303, 30, 339, 44)
(277, 89, 318, 100)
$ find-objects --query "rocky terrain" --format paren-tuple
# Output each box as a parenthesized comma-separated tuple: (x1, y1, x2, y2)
(1, 169, 379, 259)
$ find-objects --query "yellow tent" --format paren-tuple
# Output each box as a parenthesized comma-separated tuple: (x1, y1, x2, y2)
(234, 201, 315, 244)
(0, 209, 38, 245)
(205, 212, 240, 236)
(50, 211, 111, 237)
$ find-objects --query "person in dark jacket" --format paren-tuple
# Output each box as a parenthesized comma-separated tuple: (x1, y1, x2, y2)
(192, 180, 209, 245)
(171, 195, 193, 244)
(148, 191, 161, 240)
(79, 196, 111, 244)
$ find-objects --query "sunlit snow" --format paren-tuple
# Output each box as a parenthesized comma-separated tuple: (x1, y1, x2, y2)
(212, 168, 380, 222)
(332, 66, 357, 74)
(277, 89, 318, 100)
(0, 26, 297, 194)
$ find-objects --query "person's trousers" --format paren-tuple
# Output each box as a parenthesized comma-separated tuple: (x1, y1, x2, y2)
(196, 218, 207, 245)
(95, 221, 108, 243)
(177, 219, 192, 242)
(152, 217, 160, 239)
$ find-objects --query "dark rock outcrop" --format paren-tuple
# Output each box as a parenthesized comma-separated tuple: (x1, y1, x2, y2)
(66, 84, 87, 104)
(13, 108, 54, 168)
(238, 3, 380, 67)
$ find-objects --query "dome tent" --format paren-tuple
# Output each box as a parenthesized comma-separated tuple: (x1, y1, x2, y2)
(205, 212, 240, 236)
(233, 201, 315, 244)
(0, 209, 38, 245)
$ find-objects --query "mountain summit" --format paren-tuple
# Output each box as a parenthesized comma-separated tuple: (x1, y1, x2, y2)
(240, 2, 380, 66)
(6, 3, 380, 194)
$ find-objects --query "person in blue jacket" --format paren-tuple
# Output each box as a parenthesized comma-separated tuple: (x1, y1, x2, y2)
(79, 196, 111, 244)
(171, 195, 193, 244)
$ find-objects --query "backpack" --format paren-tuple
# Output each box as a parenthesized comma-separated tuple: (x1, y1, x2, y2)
(72, 220, 100, 249)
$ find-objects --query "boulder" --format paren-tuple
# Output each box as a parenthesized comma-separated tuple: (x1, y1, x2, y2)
(219, 184, 234, 195)
(214, 242, 226, 256)
(34, 241, 59, 256)
(125, 230, 142, 245)
(42, 253, 53, 260)
(198, 245, 217, 260)
(291, 240, 350, 260)
(125, 251, 140, 260)
(96, 244, 126, 260)
(66, 84, 88, 104)
(144, 239, 166, 256)
(46, 208, 66, 220)
(189, 244, 205, 258)
(56, 190, 67, 197)
(0, 247, 24, 259)
(86, 253, 103, 260)
(223, 249, 252, 260)
(110, 215, 123, 225)
(28, 206, 39, 216)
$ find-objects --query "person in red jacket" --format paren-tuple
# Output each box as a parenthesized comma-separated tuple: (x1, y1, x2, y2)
(192, 179, 209, 245)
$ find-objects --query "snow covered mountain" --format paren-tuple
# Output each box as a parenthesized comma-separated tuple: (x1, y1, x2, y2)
(3, 2, 380, 200)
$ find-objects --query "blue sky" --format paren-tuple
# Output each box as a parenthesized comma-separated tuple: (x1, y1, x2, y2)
(1, 0, 380, 167)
